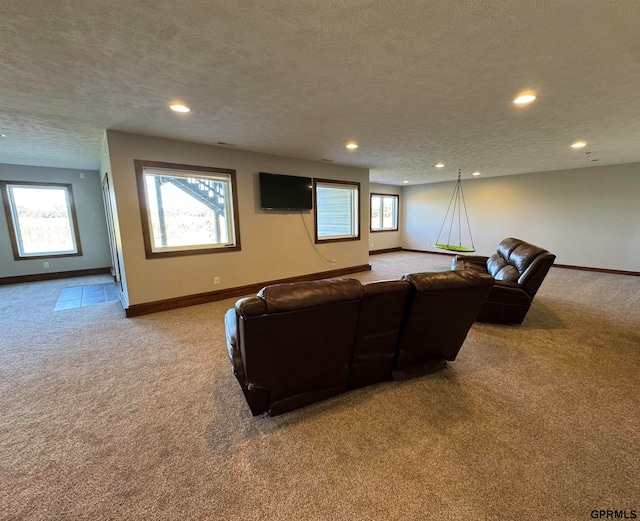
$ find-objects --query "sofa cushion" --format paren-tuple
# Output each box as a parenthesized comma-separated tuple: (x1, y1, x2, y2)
(350, 280, 411, 389)
(470, 253, 520, 282)
(486, 253, 507, 276)
(509, 243, 546, 273)
(404, 269, 493, 292)
(258, 278, 363, 313)
(494, 264, 520, 282)
(497, 237, 523, 261)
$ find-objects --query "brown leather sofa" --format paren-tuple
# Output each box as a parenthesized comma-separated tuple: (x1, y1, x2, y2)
(451, 237, 556, 324)
(225, 271, 494, 416)
(393, 271, 496, 380)
(225, 278, 363, 417)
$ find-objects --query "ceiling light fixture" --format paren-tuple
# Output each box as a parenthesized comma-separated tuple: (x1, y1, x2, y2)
(0, 134, 6, 138)
(346, 142, 358, 149)
(435, 162, 444, 168)
(472, 171, 481, 176)
(402, 180, 409, 184)
(514, 93, 536, 105)
(170, 103, 191, 113)
(571, 141, 587, 149)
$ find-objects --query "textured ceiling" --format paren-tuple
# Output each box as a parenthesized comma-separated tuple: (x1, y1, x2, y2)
(1, 0, 640, 185)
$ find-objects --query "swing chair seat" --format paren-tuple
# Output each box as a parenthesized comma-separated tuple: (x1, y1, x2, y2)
(435, 243, 476, 253)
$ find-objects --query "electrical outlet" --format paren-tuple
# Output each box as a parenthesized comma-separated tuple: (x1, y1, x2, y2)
(79, 172, 85, 179)
(214, 276, 220, 285)
(331, 260, 336, 265)
(426, 242, 431, 247)
(43, 262, 50, 268)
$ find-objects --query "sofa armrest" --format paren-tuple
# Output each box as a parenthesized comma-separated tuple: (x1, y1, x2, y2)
(451, 254, 489, 269)
(451, 254, 490, 272)
(224, 308, 245, 380)
(489, 281, 531, 305)
(517, 252, 556, 298)
(235, 296, 267, 318)
(455, 254, 490, 264)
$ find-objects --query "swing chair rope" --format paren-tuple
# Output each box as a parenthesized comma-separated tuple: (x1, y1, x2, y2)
(458, 174, 475, 250)
(445, 179, 459, 248)
(434, 170, 476, 252)
(435, 174, 458, 246)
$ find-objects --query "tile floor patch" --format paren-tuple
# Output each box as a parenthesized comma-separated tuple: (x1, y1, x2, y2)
(54, 282, 120, 311)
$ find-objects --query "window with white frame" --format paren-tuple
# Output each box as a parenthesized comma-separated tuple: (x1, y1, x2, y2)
(1, 181, 82, 260)
(134, 160, 241, 258)
(314, 179, 360, 243)
(370, 193, 399, 232)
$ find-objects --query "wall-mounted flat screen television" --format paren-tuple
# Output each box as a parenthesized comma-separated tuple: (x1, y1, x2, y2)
(259, 172, 313, 210)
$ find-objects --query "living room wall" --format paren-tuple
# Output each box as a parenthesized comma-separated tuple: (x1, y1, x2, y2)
(401, 162, 640, 273)
(105, 131, 370, 307)
(0, 163, 112, 279)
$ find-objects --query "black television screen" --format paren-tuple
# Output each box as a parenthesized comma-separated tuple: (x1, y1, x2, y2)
(259, 172, 313, 210)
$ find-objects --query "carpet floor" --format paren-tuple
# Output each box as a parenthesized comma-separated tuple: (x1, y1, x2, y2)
(1, 252, 639, 520)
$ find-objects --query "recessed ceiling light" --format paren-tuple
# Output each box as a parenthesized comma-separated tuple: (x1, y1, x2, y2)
(472, 171, 481, 176)
(571, 141, 587, 149)
(0, 134, 6, 138)
(346, 142, 358, 149)
(170, 103, 191, 113)
(514, 93, 536, 105)
(435, 162, 444, 168)
(402, 180, 409, 184)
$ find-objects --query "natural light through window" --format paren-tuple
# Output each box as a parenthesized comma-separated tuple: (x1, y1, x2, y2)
(134, 160, 241, 258)
(314, 179, 360, 242)
(370, 193, 398, 232)
(1, 182, 81, 259)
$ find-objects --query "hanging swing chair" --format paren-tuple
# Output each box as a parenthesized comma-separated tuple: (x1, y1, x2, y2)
(434, 170, 476, 253)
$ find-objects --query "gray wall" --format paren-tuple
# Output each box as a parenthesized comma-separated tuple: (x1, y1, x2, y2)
(0, 164, 112, 278)
(369, 183, 402, 251)
(105, 131, 370, 306)
(401, 162, 640, 272)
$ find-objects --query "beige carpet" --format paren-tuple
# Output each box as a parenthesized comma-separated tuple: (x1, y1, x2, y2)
(1, 252, 639, 521)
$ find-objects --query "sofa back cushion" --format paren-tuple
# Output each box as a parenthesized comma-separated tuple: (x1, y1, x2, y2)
(509, 242, 548, 273)
(486, 253, 519, 281)
(238, 277, 363, 415)
(350, 280, 411, 389)
(258, 278, 363, 313)
(394, 270, 494, 375)
(497, 237, 523, 262)
(496, 237, 550, 275)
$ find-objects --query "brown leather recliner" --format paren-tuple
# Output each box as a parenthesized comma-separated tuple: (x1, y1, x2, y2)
(393, 270, 495, 380)
(349, 280, 411, 389)
(225, 271, 495, 416)
(225, 278, 363, 416)
(452, 237, 556, 324)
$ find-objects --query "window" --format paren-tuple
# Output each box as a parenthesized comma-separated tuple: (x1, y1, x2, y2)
(314, 179, 360, 243)
(370, 193, 399, 232)
(1, 181, 82, 260)
(134, 160, 241, 258)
